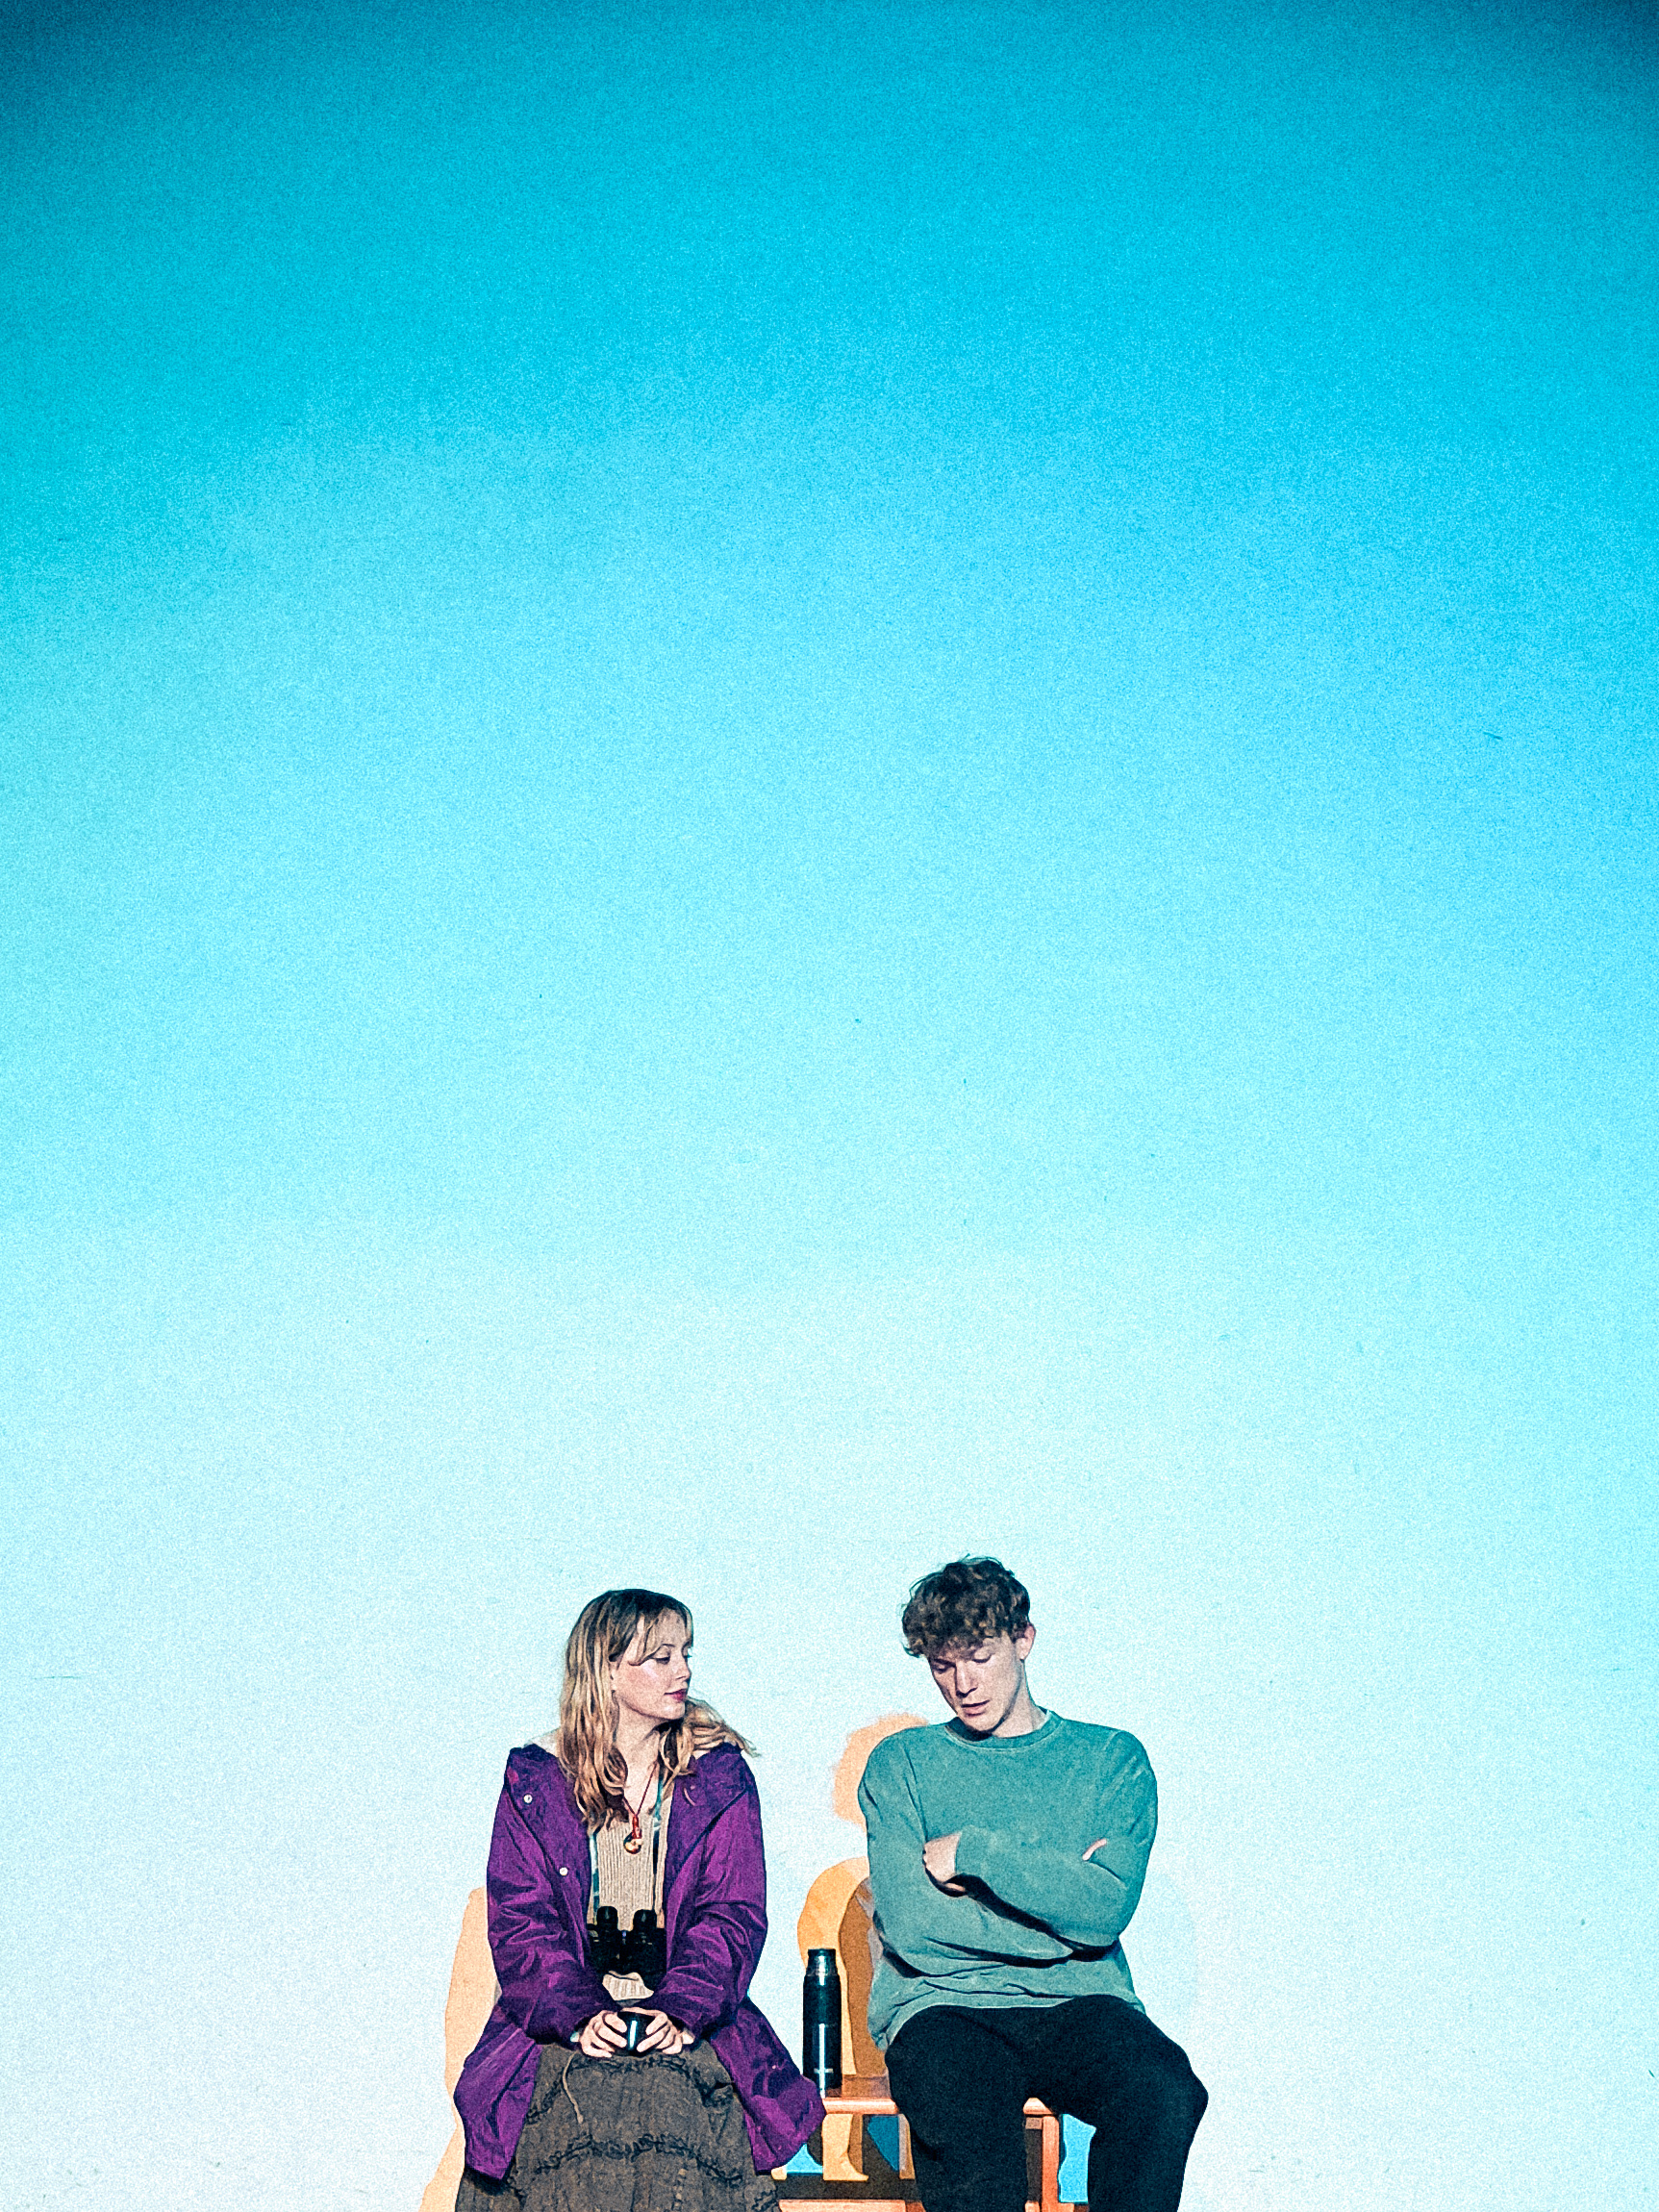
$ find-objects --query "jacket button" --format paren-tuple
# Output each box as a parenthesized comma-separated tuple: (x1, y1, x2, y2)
(523, 1795, 533, 1804)
(559, 1867, 569, 1876)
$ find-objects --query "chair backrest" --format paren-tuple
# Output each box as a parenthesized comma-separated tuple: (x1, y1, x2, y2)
(418, 1887, 497, 2212)
(794, 1856, 885, 2075)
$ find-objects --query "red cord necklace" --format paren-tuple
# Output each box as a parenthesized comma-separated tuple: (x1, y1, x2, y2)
(622, 1756, 662, 1855)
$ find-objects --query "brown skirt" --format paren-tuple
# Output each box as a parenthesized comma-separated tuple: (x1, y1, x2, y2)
(456, 2041, 782, 2212)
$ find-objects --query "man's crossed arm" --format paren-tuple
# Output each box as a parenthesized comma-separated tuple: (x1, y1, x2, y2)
(861, 1741, 1157, 1963)
(920, 1831, 1119, 1894)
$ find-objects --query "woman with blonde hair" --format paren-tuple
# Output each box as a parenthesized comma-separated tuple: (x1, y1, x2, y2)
(453, 1589, 822, 2212)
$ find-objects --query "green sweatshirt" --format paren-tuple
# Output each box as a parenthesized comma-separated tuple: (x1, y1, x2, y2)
(858, 1711, 1156, 2050)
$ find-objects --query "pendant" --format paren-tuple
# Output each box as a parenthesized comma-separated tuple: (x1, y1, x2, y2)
(622, 1831, 643, 1855)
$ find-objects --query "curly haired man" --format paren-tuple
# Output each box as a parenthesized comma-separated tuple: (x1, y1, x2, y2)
(859, 1558, 1207, 2212)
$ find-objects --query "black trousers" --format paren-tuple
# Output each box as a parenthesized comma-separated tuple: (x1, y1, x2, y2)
(885, 1999, 1207, 2212)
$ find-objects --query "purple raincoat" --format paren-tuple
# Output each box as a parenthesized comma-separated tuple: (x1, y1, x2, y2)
(454, 1740, 824, 2180)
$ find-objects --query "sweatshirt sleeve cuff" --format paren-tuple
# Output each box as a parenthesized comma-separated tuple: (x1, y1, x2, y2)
(952, 1826, 997, 1880)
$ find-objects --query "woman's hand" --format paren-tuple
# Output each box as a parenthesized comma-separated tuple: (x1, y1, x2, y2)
(632, 2008, 691, 2055)
(574, 2007, 691, 2058)
(575, 2009, 629, 2057)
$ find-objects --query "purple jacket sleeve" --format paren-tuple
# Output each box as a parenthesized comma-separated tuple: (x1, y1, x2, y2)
(486, 1782, 609, 2044)
(649, 1776, 767, 2036)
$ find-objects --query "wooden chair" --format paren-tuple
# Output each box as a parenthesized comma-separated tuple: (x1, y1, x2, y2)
(773, 1858, 1068, 2212)
(419, 1888, 497, 2212)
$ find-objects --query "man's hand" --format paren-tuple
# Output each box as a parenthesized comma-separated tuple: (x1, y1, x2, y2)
(922, 1832, 968, 1894)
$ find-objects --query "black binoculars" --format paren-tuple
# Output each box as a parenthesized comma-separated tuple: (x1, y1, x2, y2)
(593, 1905, 667, 1988)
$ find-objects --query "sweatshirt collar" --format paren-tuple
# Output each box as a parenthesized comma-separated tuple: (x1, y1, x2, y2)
(943, 1709, 1059, 1750)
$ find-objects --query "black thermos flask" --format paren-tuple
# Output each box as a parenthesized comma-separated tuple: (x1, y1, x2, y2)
(803, 1948, 842, 2091)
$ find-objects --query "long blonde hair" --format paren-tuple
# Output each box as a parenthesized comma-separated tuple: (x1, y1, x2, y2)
(552, 1587, 754, 1829)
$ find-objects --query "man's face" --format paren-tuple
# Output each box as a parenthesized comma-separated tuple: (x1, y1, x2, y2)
(926, 1624, 1037, 1737)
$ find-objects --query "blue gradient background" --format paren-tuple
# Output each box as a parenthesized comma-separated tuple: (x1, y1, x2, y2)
(3, 2, 1655, 2206)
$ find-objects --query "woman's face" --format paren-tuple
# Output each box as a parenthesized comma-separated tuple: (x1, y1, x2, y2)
(610, 1614, 692, 1734)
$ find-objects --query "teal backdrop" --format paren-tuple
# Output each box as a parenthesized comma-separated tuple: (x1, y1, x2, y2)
(3, 4, 1655, 2209)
